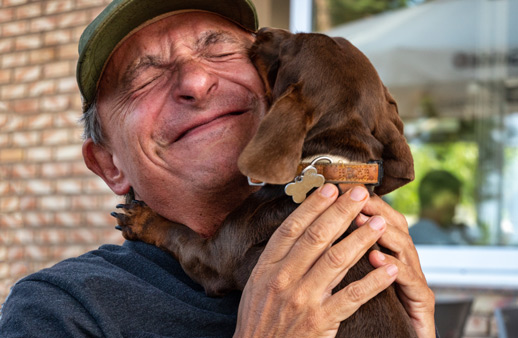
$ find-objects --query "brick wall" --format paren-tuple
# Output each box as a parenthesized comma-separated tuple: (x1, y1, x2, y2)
(0, 0, 123, 303)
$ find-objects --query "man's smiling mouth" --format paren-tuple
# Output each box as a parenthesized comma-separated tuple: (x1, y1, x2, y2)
(174, 111, 247, 142)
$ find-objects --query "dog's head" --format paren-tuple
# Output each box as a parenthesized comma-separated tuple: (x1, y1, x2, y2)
(239, 28, 414, 195)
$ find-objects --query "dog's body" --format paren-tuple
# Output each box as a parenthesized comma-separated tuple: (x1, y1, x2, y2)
(114, 28, 416, 337)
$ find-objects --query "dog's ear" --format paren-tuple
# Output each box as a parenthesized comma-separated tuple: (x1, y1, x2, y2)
(374, 87, 414, 195)
(238, 83, 310, 184)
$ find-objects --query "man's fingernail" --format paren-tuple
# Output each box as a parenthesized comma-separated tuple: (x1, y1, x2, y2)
(369, 216, 385, 231)
(320, 184, 336, 198)
(350, 186, 368, 201)
(386, 264, 398, 276)
(376, 251, 386, 261)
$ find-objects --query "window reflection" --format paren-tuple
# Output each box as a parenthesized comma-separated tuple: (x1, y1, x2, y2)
(324, 0, 518, 246)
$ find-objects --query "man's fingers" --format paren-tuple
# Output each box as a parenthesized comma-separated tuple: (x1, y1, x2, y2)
(368, 250, 436, 335)
(306, 215, 387, 293)
(369, 250, 429, 295)
(283, 186, 370, 277)
(258, 183, 339, 265)
(324, 264, 399, 323)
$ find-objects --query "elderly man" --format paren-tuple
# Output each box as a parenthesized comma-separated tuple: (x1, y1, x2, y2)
(0, 0, 435, 337)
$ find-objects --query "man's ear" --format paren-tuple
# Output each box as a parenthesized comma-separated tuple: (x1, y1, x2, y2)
(82, 138, 131, 195)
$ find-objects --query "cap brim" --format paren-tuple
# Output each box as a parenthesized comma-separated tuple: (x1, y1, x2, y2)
(77, 0, 258, 109)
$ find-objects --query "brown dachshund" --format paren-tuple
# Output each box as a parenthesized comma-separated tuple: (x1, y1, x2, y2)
(113, 28, 416, 337)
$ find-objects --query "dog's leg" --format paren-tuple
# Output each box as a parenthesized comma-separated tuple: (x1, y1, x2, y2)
(112, 201, 239, 295)
(111, 188, 291, 296)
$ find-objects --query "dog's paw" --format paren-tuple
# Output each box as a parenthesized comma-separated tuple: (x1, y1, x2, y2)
(111, 200, 153, 241)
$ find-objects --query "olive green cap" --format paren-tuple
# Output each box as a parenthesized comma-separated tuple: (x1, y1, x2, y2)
(77, 0, 258, 111)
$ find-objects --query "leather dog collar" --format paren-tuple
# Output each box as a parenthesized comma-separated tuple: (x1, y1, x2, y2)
(296, 160, 383, 185)
(247, 156, 383, 203)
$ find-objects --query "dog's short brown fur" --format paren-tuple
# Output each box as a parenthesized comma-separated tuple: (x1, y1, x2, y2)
(113, 28, 416, 337)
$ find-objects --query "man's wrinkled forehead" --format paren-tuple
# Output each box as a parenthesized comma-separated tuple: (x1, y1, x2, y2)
(100, 11, 252, 89)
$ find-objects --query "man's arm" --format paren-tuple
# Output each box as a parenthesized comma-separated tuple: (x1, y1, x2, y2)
(234, 184, 402, 337)
(0, 280, 103, 338)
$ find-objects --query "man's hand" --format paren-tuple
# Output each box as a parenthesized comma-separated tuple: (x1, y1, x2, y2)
(234, 184, 399, 337)
(357, 195, 436, 338)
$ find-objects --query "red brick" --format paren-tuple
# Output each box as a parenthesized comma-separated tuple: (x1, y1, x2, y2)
(28, 79, 55, 96)
(12, 130, 41, 147)
(7, 246, 25, 261)
(25, 113, 53, 130)
(54, 110, 79, 127)
(0, 164, 11, 179)
(44, 29, 72, 45)
(0, 39, 14, 53)
(0, 111, 8, 128)
(58, 11, 88, 28)
(2, 21, 28, 37)
(0, 230, 14, 246)
(25, 245, 49, 261)
(70, 228, 96, 244)
(1, 83, 27, 100)
(57, 77, 77, 93)
(57, 43, 77, 59)
(2, 52, 28, 68)
(77, 0, 108, 9)
(0, 69, 12, 84)
(0, 134, 8, 148)
(41, 195, 68, 210)
(24, 212, 53, 227)
(41, 95, 70, 111)
(72, 161, 92, 176)
(10, 262, 29, 278)
(11, 163, 38, 178)
(70, 95, 83, 110)
(41, 162, 71, 177)
(3, 115, 24, 132)
(85, 177, 110, 193)
(16, 3, 42, 19)
(36, 229, 67, 245)
(12, 98, 39, 114)
(4, 0, 28, 6)
(43, 61, 71, 78)
(86, 211, 113, 227)
(97, 229, 124, 245)
(29, 47, 56, 64)
(12, 229, 33, 244)
(0, 181, 8, 195)
(0, 213, 23, 227)
(55, 212, 81, 227)
(45, 0, 74, 15)
(71, 195, 97, 209)
(15, 34, 42, 51)
(25, 179, 52, 194)
(0, 8, 15, 23)
(1, 196, 20, 212)
(56, 178, 81, 194)
(55, 144, 82, 161)
(30, 16, 57, 32)
(42, 128, 68, 145)
(19, 196, 37, 210)
(26, 147, 52, 162)
(0, 148, 24, 162)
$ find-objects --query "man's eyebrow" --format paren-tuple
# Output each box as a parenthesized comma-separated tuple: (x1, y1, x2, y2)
(195, 30, 240, 50)
(122, 55, 164, 88)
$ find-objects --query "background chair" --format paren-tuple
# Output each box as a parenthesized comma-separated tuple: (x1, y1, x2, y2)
(495, 304, 518, 338)
(435, 298, 473, 338)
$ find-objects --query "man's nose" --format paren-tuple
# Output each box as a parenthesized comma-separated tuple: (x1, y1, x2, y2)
(173, 60, 217, 105)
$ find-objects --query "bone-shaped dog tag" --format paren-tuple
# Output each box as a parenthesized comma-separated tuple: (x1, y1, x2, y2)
(285, 167, 325, 203)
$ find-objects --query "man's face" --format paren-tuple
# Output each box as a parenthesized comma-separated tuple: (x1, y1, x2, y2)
(96, 12, 267, 234)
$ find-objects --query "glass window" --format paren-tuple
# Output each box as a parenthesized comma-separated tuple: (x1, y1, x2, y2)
(322, 0, 518, 247)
